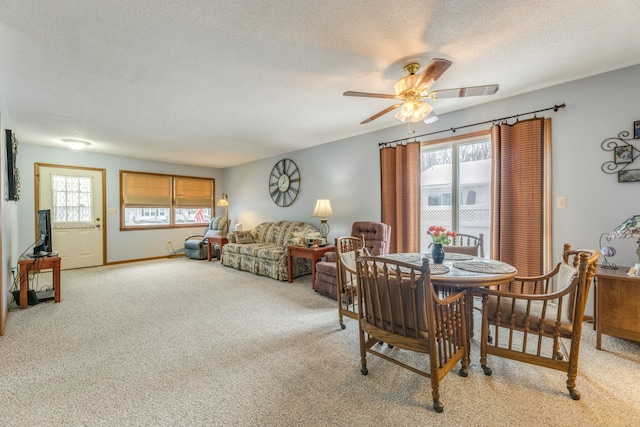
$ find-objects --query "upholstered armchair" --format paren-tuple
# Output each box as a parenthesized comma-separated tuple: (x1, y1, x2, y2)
(184, 216, 230, 260)
(315, 221, 391, 300)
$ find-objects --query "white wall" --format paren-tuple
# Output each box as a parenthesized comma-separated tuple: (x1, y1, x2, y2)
(223, 64, 640, 318)
(226, 64, 640, 269)
(1, 87, 20, 331)
(17, 145, 224, 263)
(4, 64, 640, 319)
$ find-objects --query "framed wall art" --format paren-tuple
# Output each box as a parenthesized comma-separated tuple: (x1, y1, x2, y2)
(5, 129, 20, 201)
(615, 145, 633, 163)
(618, 168, 640, 183)
(635, 120, 640, 139)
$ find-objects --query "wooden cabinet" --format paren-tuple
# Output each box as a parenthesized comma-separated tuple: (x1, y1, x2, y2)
(595, 266, 640, 350)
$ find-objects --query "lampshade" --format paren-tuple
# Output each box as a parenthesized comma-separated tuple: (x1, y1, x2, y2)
(608, 215, 640, 239)
(217, 193, 229, 221)
(217, 193, 229, 207)
(394, 98, 433, 124)
(62, 139, 91, 151)
(599, 232, 617, 269)
(608, 215, 640, 263)
(311, 199, 333, 219)
(312, 199, 333, 239)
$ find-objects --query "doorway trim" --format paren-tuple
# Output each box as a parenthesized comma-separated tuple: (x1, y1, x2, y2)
(35, 163, 107, 266)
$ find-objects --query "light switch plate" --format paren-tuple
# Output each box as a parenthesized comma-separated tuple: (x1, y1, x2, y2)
(556, 197, 566, 209)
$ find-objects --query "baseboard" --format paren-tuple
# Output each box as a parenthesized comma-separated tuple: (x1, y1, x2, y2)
(105, 254, 183, 266)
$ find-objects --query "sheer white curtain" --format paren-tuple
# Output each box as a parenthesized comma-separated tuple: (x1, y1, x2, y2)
(51, 174, 95, 229)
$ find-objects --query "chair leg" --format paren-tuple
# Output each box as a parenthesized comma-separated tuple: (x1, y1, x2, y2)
(567, 387, 581, 400)
(480, 309, 492, 376)
(431, 377, 444, 413)
(359, 330, 368, 375)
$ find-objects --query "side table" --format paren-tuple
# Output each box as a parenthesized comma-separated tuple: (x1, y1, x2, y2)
(18, 256, 62, 309)
(288, 245, 335, 288)
(207, 235, 229, 261)
(594, 266, 640, 349)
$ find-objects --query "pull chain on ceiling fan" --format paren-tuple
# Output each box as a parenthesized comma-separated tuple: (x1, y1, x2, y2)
(344, 58, 499, 133)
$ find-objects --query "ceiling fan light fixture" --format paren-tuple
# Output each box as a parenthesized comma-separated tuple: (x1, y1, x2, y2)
(394, 74, 419, 96)
(395, 99, 432, 123)
(393, 63, 421, 96)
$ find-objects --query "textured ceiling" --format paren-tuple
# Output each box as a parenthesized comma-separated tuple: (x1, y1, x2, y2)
(1, 1, 639, 168)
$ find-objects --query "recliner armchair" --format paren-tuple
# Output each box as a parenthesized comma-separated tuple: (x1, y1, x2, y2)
(315, 221, 391, 300)
(184, 216, 230, 260)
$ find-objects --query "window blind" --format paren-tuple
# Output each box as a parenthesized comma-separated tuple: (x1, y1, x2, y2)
(122, 172, 172, 207)
(174, 177, 213, 207)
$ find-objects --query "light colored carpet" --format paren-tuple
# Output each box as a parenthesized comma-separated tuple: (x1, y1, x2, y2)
(0, 258, 639, 426)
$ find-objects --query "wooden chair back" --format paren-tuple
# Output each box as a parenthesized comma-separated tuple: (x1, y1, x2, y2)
(479, 244, 599, 400)
(444, 233, 484, 258)
(355, 255, 468, 413)
(335, 235, 366, 328)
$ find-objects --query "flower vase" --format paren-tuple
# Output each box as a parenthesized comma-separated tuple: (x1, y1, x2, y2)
(431, 243, 445, 264)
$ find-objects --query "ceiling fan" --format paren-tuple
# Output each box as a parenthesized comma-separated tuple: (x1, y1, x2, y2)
(344, 58, 499, 127)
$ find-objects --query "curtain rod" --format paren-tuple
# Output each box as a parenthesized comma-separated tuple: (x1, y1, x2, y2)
(378, 103, 566, 147)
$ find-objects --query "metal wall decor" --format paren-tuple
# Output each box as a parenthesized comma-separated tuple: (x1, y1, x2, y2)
(601, 124, 640, 183)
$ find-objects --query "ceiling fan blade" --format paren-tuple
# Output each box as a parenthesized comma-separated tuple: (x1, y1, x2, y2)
(428, 84, 499, 99)
(414, 58, 452, 91)
(361, 104, 402, 124)
(343, 91, 398, 99)
(423, 111, 439, 124)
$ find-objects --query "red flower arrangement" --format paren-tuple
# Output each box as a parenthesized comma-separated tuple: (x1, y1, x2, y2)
(427, 226, 456, 247)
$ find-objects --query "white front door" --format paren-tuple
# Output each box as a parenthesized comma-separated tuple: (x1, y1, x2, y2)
(37, 165, 105, 269)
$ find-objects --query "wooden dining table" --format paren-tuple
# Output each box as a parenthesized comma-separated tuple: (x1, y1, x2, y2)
(378, 252, 517, 347)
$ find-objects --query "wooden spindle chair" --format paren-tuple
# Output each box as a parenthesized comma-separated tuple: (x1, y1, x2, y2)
(356, 255, 469, 413)
(444, 233, 484, 258)
(479, 244, 599, 400)
(335, 235, 366, 329)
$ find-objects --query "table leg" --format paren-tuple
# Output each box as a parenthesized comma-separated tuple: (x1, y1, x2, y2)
(593, 277, 598, 331)
(311, 256, 318, 289)
(464, 290, 474, 369)
(19, 264, 28, 309)
(53, 259, 61, 303)
(288, 251, 294, 283)
(207, 239, 213, 261)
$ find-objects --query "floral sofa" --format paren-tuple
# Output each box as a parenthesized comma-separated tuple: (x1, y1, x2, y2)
(221, 220, 321, 281)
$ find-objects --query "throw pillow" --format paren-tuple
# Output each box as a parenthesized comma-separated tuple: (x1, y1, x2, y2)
(234, 231, 255, 244)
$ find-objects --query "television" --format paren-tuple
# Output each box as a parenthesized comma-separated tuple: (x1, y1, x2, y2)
(33, 209, 52, 256)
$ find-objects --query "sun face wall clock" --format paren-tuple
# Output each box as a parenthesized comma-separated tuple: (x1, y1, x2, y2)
(269, 158, 300, 207)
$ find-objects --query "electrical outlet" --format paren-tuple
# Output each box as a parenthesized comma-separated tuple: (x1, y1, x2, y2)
(107, 208, 118, 214)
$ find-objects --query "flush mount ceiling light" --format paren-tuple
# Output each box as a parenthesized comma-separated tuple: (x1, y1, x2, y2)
(62, 139, 91, 151)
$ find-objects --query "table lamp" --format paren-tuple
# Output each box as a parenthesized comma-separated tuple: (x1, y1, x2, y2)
(608, 215, 640, 263)
(599, 232, 617, 269)
(312, 199, 333, 239)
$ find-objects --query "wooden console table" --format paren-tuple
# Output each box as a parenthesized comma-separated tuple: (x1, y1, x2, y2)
(18, 256, 62, 309)
(287, 245, 335, 288)
(594, 266, 640, 350)
(207, 235, 228, 261)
